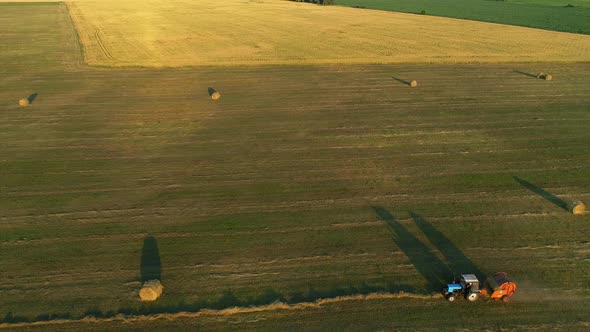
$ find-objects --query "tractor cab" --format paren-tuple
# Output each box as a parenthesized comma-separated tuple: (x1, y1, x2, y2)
(444, 274, 481, 302)
(460, 274, 480, 292)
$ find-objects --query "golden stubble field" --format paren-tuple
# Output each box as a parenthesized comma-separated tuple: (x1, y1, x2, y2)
(61, 0, 590, 67)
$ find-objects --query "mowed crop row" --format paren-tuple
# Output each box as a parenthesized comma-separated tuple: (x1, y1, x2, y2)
(64, 0, 590, 67)
(1, 3, 590, 329)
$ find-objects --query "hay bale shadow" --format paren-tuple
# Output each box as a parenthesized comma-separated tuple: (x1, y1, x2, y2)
(207, 87, 217, 97)
(513, 176, 569, 211)
(392, 76, 412, 86)
(140, 236, 161, 283)
(513, 70, 538, 79)
(27, 93, 38, 104)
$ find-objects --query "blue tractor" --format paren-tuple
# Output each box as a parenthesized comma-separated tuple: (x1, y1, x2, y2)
(443, 274, 481, 302)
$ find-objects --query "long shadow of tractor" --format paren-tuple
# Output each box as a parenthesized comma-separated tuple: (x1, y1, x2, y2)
(373, 207, 517, 303)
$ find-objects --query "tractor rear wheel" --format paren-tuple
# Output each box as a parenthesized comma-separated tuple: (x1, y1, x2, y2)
(466, 292, 479, 302)
(446, 294, 456, 302)
(501, 295, 510, 302)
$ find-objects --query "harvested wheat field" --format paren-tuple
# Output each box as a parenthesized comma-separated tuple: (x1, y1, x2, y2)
(1, 1, 590, 331)
(64, 0, 590, 67)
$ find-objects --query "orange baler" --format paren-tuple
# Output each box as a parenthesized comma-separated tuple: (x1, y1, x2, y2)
(480, 272, 517, 301)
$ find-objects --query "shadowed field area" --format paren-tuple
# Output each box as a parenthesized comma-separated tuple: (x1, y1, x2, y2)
(1, 2, 590, 330)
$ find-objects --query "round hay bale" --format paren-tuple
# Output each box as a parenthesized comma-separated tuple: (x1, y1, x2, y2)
(139, 279, 164, 301)
(19, 99, 30, 107)
(536, 73, 552, 81)
(569, 201, 585, 215)
(211, 91, 221, 100)
(410, 80, 418, 87)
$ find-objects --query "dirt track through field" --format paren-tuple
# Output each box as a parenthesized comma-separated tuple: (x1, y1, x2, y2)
(0, 292, 440, 329)
(1, 287, 587, 329)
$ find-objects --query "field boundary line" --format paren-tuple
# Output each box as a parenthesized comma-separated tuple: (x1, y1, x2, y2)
(0, 292, 440, 328)
(61, 2, 86, 68)
(64, 1, 113, 64)
(0, 210, 573, 246)
(63, 2, 87, 63)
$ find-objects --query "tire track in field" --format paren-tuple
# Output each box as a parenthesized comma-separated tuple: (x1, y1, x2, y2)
(0, 210, 572, 247)
(65, 2, 113, 62)
(5, 254, 372, 280)
(3, 184, 587, 223)
(4, 121, 589, 144)
(3, 181, 589, 224)
(92, 24, 113, 60)
(3, 160, 588, 198)
(0, 222, 385, 246)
